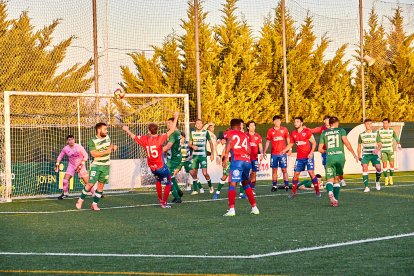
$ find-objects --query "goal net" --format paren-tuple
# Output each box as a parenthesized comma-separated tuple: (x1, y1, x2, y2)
(0, 91, 190, 202)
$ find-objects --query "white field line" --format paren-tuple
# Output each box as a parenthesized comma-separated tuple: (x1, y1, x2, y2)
(0, 183, 413, 215)
(0, 232, 413, 259)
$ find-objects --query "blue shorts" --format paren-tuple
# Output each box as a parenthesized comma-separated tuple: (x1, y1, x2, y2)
(152, 165, 171, 185)
(251, 160, 259, 172)
(322, 153, 327, 166)
(230, 160, 252, 183)
(294, 158, 315, 172)
(271, 154, 288, 169)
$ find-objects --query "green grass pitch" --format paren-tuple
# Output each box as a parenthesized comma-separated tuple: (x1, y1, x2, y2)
(1, 172, 413, 275)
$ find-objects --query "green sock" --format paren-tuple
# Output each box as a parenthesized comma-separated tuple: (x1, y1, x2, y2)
(93, 191, 103, 204)
(376, 172, 381, 182)
(326, 182, 333, 193)
(207, 179, 212, 188)
(171, 177, 180, 199)
(363, 174, 369, 187)
(217, 180, 225, 192)
(80, 188, 88, 199)
(239, 183, 244, 194)
(390, 169, 394, 176)
(197, 182, 202, 189)
(383, 170, 388, 177)
(333, 184, 340, 200)
(193, 179, 198, 191)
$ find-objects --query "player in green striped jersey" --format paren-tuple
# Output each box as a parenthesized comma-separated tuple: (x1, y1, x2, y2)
(357, 119, 382, 192)
(173, 131, 192, 191)
(76, 122, 117, 211)
(319, 117, 358, 206)
(377, 118, 402, 186)
(163, 117, 184, 203)
(189, 119, 215, 195)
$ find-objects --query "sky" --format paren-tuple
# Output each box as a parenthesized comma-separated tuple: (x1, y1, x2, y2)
(6, 0, 414, 94)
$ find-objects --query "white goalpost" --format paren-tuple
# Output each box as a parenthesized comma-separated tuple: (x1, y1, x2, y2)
(0, 91, 190, 202)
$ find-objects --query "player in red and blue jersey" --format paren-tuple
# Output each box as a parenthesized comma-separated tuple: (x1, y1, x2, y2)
(263, 115, 291, 192)
(222, 119, 259, 216)
(246, 121, 263, 194)
(122, 111, 179, 208)
(281, 116, 320, 198)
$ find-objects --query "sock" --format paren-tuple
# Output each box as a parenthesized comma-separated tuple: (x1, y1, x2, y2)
(217, 180, 225, 193)
(63, 179, 69, 194)
(171, 177, 180, 199)
(207, 179, 212, 188)
(284, 180, 289, 187)
(192, 179, 198, 191)
(376, 171, 382, 182)
(272, 180, 277, 187)
(326, 182, 333, 198)
(251, 181, 256, 190)
(383, 170, 388, 177)
(339, 175, 344, 181)
(243, 185, 257, 207)
(292, 179, 299, 194)
(93, 190, 102, 204)
(363, 173, 368, 187)
(239, 183, 244, 194)
(155, 181, 162, 202)
(197, 181, 202, 189)
(163, 184, 172, 204)
(312, 177, 320, 194)
(228, 186, 236, 209)
(390, 169, 394, 176)
(80, 187, 90, 199)
(333, 183, 340, 200)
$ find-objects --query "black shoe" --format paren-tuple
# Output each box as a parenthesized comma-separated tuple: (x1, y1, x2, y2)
(271, 186, 278, 192)
(172, 198, 182, 204)
(285, 186, 289, 192)
(101, 194, 104, 198)
(178, 189, 183, 197)
(57, 193, 69, 200)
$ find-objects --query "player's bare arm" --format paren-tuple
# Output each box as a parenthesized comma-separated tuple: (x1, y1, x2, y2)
(122, 125, 136, 140)
(357, 143, 362, 160)
(308, 136, 316, 159)
(163, 142, 173, 153)
(209, 139, 215, 162)
(259, 143, 264, 161)
(318, 142, 326, 154)
(221, 140, 232, 168)
(263, 140, 270, 159)
(280, 142, 294, 154)
(166, 111, 179, 137)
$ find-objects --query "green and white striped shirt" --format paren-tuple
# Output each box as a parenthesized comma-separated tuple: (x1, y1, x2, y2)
(88, 135, 111, 166)
(190, 130, 211, 157)
(377, 128, 400, 153)
(180, 140, 191, 162)
(358, 131, 379, 156)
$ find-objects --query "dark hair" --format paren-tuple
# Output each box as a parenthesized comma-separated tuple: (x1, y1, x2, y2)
(294, 116, 303, 123)
(239, 119, 244, 124)
(383, 118, 390, 123)
(364, 118, 372, 123)
(323, 115, 330, 120)
(148, 123, 158, 135)
(230, 118, 241, 128)
(66, 134, 74, 140)
(329, 116, 339, 125)
(273, 115, 282, 121)
(247, 120, 256, 129)
(316, 174, 322, 178)
(95, 122, 107, 133)
(180, 131, 186, 138)
(168, 117, 177, 127)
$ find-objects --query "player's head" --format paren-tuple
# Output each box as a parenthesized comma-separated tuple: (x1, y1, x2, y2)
(364, 118, 372, 130)
(180, 131, 186, 139)
(230, 118, 241, 130)
(195, 119, 203, 130)
(293, 116, 303, 129)
(166, 117, 177, 131)
(207, 123, 215, 132)
(323, 115, 330, 126)
(239, 119, 245, 131)
(220, 137, 226, 144)
(95, 123, 108, 137)
(382, 118, 390, 129)
(272, 115, 282, 127)
(329, 116, 340, 128)
(148, 123, 158, 135)
(66, 134, 75, 146)
(247, 120, 256, 132)
(316, 174, 323, 185)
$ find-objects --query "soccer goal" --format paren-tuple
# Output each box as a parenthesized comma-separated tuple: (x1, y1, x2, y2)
(0, 91, 190, 202)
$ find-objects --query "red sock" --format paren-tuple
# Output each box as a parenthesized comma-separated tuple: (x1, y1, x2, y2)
(228, 187, 236, 209)
(163, 184, 172, 204)
(244, 186, 256, 207)
(156, 181, 162, 202)
(292, 184, 297, 194)
(312, 177, 320, 194)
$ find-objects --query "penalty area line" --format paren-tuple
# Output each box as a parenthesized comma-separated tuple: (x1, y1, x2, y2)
(0, 232, 413, 259)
